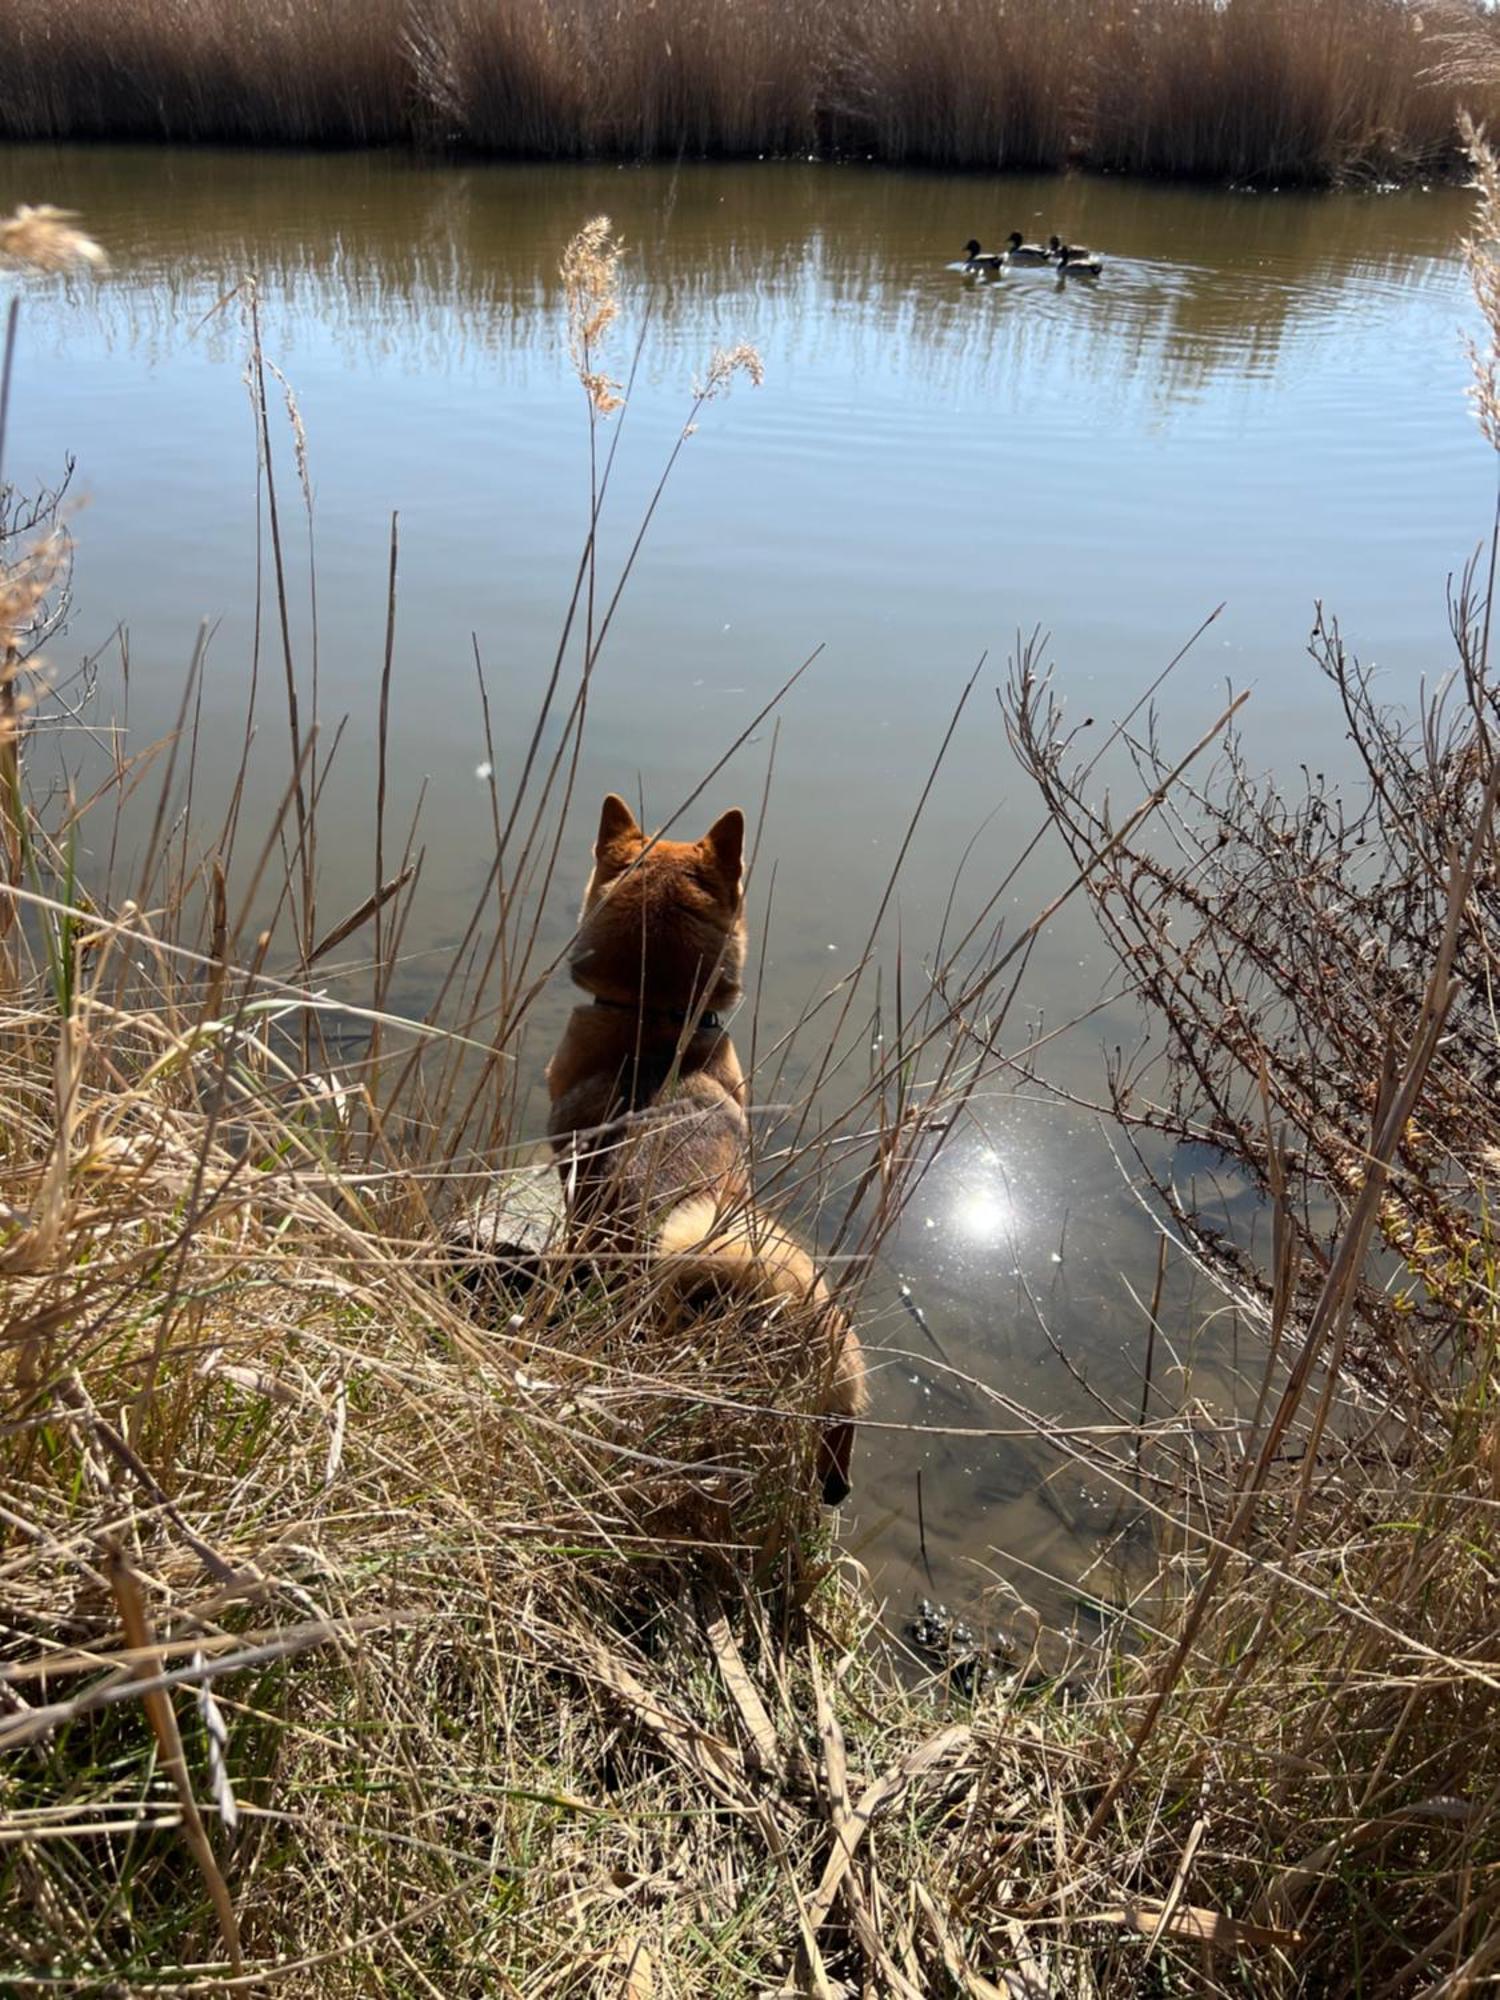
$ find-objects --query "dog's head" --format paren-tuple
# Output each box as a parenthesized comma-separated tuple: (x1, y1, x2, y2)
(569, 793, 747, 1013)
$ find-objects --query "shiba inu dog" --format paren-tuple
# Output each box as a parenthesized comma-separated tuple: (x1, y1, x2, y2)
(546, 793, 869, 1503)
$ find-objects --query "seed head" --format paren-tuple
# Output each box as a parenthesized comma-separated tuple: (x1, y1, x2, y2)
(0, 205, 107, 274)
(561, 216, 624, 415)
(695, 343, 766, 401)
(1460, 116, 1500, 451)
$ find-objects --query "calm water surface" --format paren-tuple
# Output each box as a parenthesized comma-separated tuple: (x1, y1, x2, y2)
(1, 147, 1487, 1640)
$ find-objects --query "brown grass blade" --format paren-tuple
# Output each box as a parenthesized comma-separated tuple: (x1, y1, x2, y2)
(913, 1880, 1011, 1999)
(1148, 1813, 1207, 1952)
(567, 1630, 753, 1808)
(619, 1935, 653, 1999)
(0, 1616, 398, 1749)
(809, 1641, 851, 1830)
(1093, 1899, 1303, 1950)
(305, 863, 415, 969)
(804, 1724, 971, 1933)
(702, 1592, 782, 1780)
(102, 1543, 244, 1977)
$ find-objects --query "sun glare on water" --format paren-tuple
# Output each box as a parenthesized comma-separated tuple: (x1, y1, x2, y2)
(949, 1148, 1016, 1243)
(953, 1187, 1014, 1241)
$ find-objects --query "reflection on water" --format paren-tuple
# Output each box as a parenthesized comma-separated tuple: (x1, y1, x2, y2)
(859, 1108, 1248, 1637)
(0, 144, 1486, 1635)
(0, 145, 1475, 548)
(949, 1150, 1016, 1246)
(0, 147, 1469, 388)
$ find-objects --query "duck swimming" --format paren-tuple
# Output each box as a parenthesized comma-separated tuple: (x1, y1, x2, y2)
(962, 238, 1005, 270)
(1005, 230, 1051, 266)
(1050, 235, 1104, 275)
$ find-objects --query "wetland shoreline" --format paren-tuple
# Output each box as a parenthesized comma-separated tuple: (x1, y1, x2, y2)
(2, 129, 1498, 1993)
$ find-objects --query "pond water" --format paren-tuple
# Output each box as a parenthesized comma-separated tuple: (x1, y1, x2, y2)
(0, 146, 1488, 1648)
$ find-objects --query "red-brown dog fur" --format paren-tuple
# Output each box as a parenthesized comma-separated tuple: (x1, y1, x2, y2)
(546, 793, 868, 1502)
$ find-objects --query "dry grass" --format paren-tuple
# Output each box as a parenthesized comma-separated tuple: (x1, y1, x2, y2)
(1000, 602, 1500, 1987)
(0, 209, 1141, 1995)
(4, 192, 1500, 1993)
(411, 0, 830, 162)
(1087, 0, 1475, 184)
(985, 123, 1500, 1990)
(0, 0, 1496, 183)
(0, 0, 413, 147)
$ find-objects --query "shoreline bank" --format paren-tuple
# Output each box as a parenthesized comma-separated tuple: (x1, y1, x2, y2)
(2, 0, 1494, 190)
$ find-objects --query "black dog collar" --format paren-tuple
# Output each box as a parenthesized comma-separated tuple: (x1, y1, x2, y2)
(592, 995, 722, 1033)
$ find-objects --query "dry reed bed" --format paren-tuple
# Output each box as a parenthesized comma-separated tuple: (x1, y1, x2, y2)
(2, 198, 1498, 1991)
(3, 789, 1496, 1992)
(0, 954, 1191, 1994)
(1005, 629, 1500, 1988)
(1, 0, 1498, 183)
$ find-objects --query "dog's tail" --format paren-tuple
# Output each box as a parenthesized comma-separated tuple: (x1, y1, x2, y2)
(655, 1194, 868, 1505)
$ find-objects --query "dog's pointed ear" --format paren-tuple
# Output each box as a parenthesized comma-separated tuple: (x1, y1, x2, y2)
(699, 807, 745, 894)
(704, 812, 752, 908)
(590, 793, 643, 888)
(595, 793, 641, 858)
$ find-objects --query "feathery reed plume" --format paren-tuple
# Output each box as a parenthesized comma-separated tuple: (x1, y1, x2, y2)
(561, 214, 624, 415)
(1461, 114, 1500, 449)
(697, 343, 766, 398)
(0, 205, 106, 273)
(1422, 0, 1500, 91)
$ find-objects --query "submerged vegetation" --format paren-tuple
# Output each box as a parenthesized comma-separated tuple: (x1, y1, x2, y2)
(4, 157, 1500, 1993)
(1, 0, 1499, 184)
